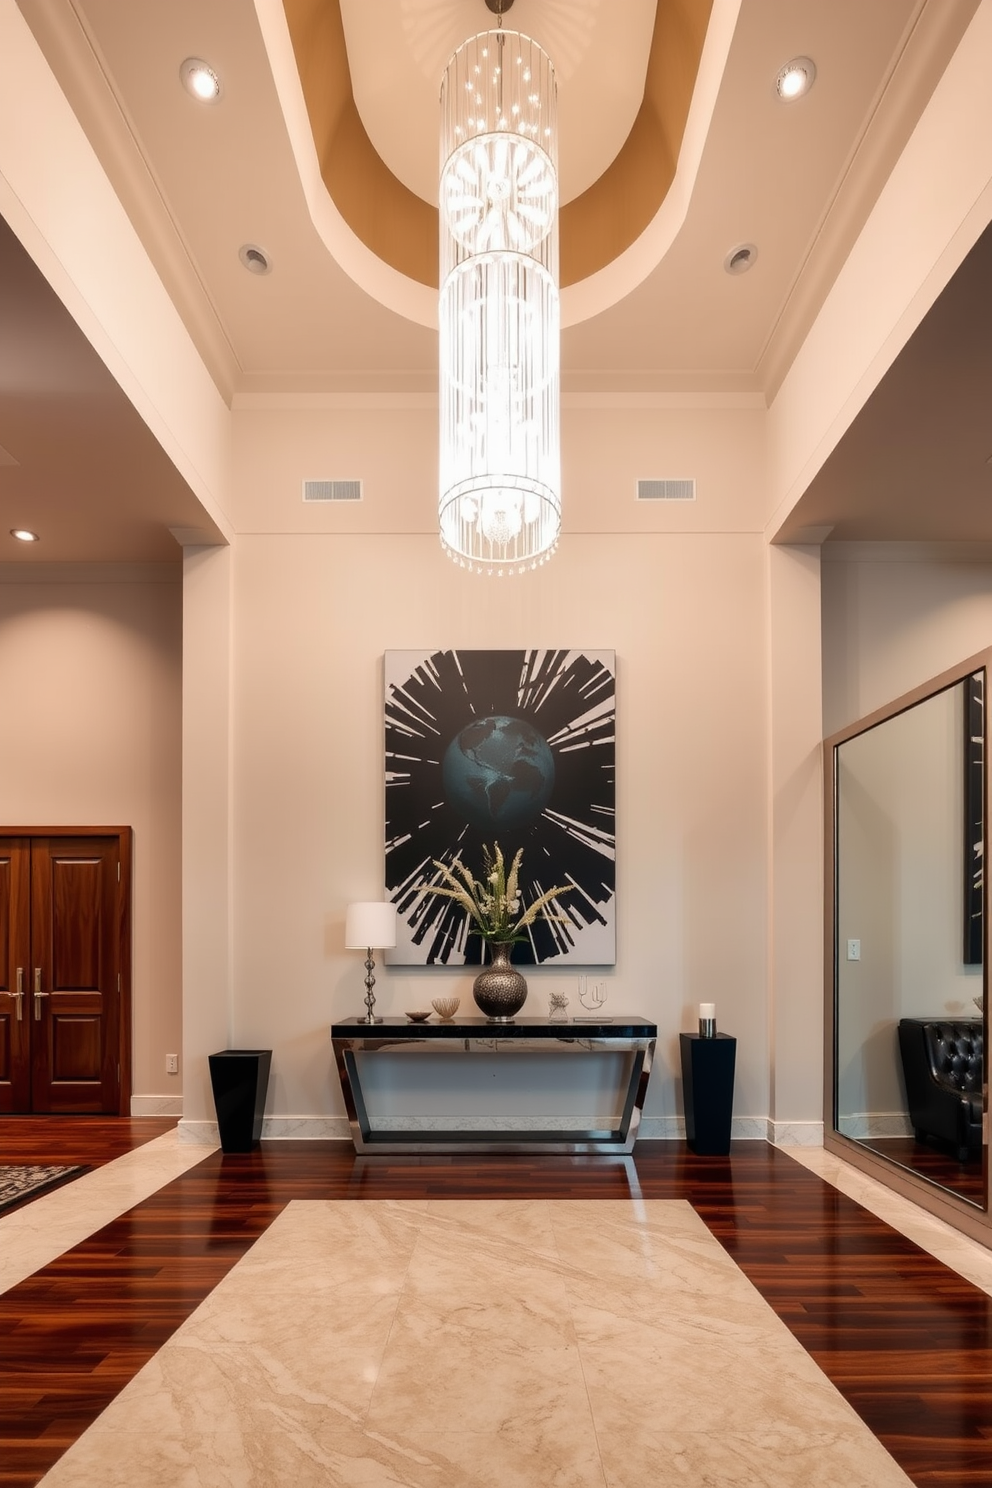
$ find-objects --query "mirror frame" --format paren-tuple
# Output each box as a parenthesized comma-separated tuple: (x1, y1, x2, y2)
(824, 648, 990, 1243)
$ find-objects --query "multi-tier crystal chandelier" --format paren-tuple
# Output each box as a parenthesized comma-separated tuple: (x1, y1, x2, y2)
(438, 2, 560, 575)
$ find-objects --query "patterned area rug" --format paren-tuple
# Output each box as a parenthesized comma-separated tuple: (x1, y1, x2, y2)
(0, 1164, 86, 1214)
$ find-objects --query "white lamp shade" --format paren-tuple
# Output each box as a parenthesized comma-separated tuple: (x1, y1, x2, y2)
(345, 901, 397, 951)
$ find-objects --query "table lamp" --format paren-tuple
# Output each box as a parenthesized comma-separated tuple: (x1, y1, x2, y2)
(345, 901, 397, 1024)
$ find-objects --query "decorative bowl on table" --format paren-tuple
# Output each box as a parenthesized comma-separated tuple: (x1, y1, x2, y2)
(431, 997, 460, 1020)
(405, 1010, 431, 1022)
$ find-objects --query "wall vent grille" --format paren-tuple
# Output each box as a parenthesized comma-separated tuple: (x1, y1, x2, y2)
(637, 478, 696, 502)
(303, 479, 362, 503)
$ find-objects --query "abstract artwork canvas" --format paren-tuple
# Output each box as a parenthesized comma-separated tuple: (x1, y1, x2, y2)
(385, 649, 615, 965)
(964, 669, 984, 965)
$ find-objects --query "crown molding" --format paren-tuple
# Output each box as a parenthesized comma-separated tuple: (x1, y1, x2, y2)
(16, 0, 243, 405)
(757, 0, 982, 401)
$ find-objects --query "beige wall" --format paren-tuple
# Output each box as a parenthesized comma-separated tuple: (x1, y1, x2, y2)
(0, 564, 183, 1108)
(766, 544, 824, 1135)
(213, 399, 773, 1133)
(821, 544, 992, 735)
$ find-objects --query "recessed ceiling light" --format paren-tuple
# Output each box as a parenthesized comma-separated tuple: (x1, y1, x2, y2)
(10, 528, 39, 542)
(724, 243, 758, 275)
(239, 243, 272, 275)
(776, 57, 816, 101)
(180, 57, 221, 103)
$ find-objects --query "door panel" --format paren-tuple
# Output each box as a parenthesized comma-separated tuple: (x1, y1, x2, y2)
(31, 838, 121, 1114)
(0, 840, 31, 1111)
(51, 1015, 103, 1081)
(52, 858, 103, 988)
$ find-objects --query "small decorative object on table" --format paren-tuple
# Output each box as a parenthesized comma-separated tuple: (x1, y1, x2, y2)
(549, 990, 569, 1023)
(406, 1010, 431, 1022)
(698, 1002, 716, 1038)
(431, 997, 460, 1020)
(425, 843, 572, 1021)
(579, 977, 608, 1013)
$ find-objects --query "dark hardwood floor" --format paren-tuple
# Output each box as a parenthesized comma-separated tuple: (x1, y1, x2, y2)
(2, 1130, 992, 1486)
(0, 1116, 176, 1168)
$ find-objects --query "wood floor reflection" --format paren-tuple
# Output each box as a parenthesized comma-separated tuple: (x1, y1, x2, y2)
(857, 1135, 985, 1204)
(1, 1129, 991, 1486)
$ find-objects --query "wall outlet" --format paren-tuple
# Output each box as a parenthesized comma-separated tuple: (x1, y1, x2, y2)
(166, 1053, 179, 1074)
(846, 939, 861, 962)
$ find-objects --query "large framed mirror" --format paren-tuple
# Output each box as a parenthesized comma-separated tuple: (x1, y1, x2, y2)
(825, 651, 989, 1233)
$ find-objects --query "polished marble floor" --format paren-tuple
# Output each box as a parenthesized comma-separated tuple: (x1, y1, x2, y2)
(35, 1197, 914, 1488)
(4, 1132, 992, 1487)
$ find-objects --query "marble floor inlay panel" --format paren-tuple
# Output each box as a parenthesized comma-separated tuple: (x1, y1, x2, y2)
(36, 1198, 913, 1488)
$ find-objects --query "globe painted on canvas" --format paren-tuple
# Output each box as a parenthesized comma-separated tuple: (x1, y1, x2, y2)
(442, 716, 555, 832)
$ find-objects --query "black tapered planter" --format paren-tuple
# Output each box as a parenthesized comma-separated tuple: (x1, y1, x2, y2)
(679, 1032, 736, 1155)
(208, 1049, 272, 1153)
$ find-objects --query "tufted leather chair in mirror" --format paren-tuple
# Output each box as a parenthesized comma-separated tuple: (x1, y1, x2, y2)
(898, 1019, 984, 1163)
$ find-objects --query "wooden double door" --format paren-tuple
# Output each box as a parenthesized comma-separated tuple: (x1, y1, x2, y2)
(0, 831, 131, 1114)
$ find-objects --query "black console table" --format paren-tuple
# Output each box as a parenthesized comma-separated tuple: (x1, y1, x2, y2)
(330, 1015, 657, 1155)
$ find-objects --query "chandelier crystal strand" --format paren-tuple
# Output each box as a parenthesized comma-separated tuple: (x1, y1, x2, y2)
(439, 30, 560, 575)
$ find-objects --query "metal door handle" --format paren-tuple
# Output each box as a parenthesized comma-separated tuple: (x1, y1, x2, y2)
(33, 967, 48, 1020)
(11, 967, 24, 1021)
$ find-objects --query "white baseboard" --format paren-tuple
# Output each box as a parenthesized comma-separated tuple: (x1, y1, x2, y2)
(836, 1111, 913, 1140)
(131, 1095, 183, 1117)
(176, 1114, 825, 1144)
(631, 1116, 815, 1142)
(178, 1116, 352, 1144)
(769, 1120, 824, 1147)
(177, 1120, 217, 1144)
(639, 1117, 684, 1139)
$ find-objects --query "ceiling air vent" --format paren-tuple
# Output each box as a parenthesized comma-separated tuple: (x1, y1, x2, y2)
(637, 479, 696, 502)
(302, 479, 363, 503)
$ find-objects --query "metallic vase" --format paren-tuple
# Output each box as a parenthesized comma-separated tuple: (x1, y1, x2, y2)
(473, 941, 528, 1021)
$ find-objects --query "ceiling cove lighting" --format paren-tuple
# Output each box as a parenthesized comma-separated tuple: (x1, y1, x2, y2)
(180, 57, 221, 103)
(10, 528, 39, 542)
(438, 0, 560, 575)
(775, 57, 816, 101)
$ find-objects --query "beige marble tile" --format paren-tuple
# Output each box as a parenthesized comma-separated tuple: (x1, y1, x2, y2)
(401, 1427, 609, 1487)
(174, 1291, 403, 1414)
(595, 1423, 912, 1488)
(38, 1197, 917, 1488)
(575, 1305, 857, 1436)
(403, 1215, 568, 1312)
(551, 1199, 769, 1332)
(421, 1196, 561, 1260)
(222, 1196, 427, 1296)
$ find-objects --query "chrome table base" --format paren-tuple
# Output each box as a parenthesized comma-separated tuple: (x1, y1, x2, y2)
(330, 1015, 657, 1155)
